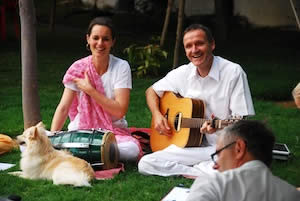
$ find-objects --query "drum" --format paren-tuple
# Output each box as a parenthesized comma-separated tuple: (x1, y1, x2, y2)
(49, 129, 119, 170)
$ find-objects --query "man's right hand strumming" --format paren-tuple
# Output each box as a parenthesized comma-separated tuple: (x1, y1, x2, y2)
(152, 111, 171, 136)
(146, 87, 172, 136)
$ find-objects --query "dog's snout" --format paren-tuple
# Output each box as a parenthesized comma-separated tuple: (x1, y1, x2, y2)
(16, 135, 25, 145)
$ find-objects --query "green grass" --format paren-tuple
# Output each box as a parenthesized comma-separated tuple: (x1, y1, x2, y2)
(1, 15, 300, 200)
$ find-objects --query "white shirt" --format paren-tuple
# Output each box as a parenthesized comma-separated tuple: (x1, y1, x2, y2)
(186, 160, 300, 201)
(152, 56, 255, 144)
(138, 56, 255, 177)
(65, 55, 132, 130)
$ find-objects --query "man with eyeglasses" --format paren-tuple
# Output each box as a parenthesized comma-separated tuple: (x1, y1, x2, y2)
(186, 120, 300, 201)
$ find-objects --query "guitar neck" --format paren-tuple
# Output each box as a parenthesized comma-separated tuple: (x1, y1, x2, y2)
(181, 118, 227, 129)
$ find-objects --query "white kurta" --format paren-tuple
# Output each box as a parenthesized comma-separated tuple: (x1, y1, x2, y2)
(186, 160, 300, 201)
(138, 56, 255, 176)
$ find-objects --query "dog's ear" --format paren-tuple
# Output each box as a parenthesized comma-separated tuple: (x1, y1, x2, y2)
(29, 127, 39, 140)
(36, 121, 45, 128)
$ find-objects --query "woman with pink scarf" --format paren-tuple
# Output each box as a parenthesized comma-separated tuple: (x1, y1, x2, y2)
(51, 17, 142, 161)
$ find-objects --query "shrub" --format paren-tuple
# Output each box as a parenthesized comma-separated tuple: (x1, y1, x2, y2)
(123, 37, 168, 78)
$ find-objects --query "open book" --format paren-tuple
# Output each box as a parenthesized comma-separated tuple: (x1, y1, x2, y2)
(161, 186, 190, 201)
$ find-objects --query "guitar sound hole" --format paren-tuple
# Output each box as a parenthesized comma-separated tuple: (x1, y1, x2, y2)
(174, 114, 179, 131)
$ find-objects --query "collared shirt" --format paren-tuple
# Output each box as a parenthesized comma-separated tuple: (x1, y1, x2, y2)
(152, 56, 255, 145)
(152, 56, 255, 120)
(186, 160, 300, 201)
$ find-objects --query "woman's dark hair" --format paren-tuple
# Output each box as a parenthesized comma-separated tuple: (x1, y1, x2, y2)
(86, 17, 115, 40)
(183, 24, 214, 44)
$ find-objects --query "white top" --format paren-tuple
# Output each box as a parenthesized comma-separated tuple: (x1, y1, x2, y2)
(186, 160, 300, 201)
(152, 56, 255, 145)
(65, 55, 132, 130)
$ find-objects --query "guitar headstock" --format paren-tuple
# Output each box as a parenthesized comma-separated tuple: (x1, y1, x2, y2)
(218, 116, 243, 128)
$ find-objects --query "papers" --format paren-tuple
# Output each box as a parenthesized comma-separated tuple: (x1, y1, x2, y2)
(161, 187, 190, 201)
(273, 143, 291, 160)
(0, 162, 15, 171)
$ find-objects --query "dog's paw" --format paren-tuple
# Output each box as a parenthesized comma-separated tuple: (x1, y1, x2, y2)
(8, 171, 23, 177)
(8, 171, 31, 179)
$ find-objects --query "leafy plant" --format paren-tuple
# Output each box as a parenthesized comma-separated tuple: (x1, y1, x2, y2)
(123, 37, 168, 78)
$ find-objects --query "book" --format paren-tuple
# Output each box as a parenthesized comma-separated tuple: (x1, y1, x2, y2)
(161, 186, 190, 201)
(272, 143, 291, 160)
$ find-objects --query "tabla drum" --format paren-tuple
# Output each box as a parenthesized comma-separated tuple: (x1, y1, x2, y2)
(49, 129, 119, 170)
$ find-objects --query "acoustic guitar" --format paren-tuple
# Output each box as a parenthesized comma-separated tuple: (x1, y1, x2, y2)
(150, 92, 241, 152)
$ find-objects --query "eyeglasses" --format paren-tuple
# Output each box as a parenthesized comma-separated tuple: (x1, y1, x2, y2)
(211, 141, 236, 164)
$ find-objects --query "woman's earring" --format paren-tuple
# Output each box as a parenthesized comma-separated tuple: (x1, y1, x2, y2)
(86, 43, 90, 51)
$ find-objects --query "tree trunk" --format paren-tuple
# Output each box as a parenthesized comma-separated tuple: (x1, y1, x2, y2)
(19, 0, 41, 129)
(160, 0, 174, 47)
(49, 0, 56, 32)
(173, 0, 185, 69)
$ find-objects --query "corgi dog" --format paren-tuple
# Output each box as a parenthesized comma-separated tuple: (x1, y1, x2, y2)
(11, 122, 94, 187)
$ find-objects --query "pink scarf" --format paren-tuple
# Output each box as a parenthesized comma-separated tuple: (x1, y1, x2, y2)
(63, 56, 128, 136)
(63, 56, 143, 160)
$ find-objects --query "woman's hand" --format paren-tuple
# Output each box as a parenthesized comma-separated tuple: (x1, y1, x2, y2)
(73, 71, 130, 118)
(73, 71, 95, 95)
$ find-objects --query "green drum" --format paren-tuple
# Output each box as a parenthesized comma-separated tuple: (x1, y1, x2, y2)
(49, 129, 119, 170)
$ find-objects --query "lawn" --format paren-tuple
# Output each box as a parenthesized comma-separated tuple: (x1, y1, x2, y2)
(0, 11, 300, 200)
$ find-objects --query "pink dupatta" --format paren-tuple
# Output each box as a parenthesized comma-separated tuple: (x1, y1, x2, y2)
(63, 56, 143, 159)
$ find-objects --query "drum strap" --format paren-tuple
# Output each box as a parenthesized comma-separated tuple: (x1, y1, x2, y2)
(53, 143, 90, 149)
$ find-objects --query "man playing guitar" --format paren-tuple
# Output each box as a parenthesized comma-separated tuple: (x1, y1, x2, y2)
(138, 24, 255, 177)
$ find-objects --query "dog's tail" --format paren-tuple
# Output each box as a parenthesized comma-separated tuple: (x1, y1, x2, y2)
(0, 134, 18, 155)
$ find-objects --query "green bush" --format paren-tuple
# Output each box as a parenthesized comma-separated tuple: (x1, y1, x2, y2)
(123, 37, 168, 78)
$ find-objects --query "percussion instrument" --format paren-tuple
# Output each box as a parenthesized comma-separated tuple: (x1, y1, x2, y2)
(49, 129, 119, 170)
